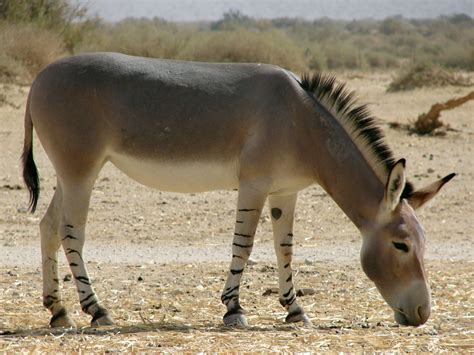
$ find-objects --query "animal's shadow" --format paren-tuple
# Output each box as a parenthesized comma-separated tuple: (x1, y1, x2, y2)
(0, 320, 392, 338)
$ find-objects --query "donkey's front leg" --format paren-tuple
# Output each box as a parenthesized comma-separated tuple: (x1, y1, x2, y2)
(221, 183, 268, 326)
(59, 179, 114, 327)
(269, 194, 311, 325)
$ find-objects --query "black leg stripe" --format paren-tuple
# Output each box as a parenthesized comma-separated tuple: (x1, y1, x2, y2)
(233, 242, 253, 248)
(66, 248, 83, 260)
(230, 268, 244, 275)
(287, 295, 297, 306)
(284, 263, 290, 268)
(80, 293, 95, 304)
(53, 278, 59, 283)
(235, 233, 252, 238)
(75, 276, 91, 285)
(221, 294, 238, 302)
(69, 263, 78, 267)
(238, 208, 257, 212)
(62, 234, 78, 241)
(236, 220, 244, 224)
(82, 299, 98, 313)
(66, 224, 74, 228)
(280, 294, 297, 307)
(286, 274, 292, 282)
(280, 243, 293, 247)
(283, 287, 294, 298)
(288, 233, 293, 237)
(223, 285, 239, 297)
(48, 257, 57, 263)
(232, 254, 243, 259)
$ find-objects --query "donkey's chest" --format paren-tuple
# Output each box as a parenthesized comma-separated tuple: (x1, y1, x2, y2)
(110, 153, 240, 192)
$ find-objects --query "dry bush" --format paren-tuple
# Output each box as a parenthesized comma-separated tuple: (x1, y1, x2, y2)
(177, 29, 306, 72)
(0, 23, 64, 82)
(387, 62, 472, 92)
(81, 19, 190, 60)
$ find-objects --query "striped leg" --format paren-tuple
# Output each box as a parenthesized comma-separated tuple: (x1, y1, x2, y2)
(40, 182, 76, 327)
(221, 183, 268, 326)
(59, 177, 114, 327)
(269, 194, 310, 325)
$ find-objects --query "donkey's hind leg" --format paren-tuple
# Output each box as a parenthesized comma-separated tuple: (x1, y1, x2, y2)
(41, 182, 75, 327)
(58, 174, 114, 327)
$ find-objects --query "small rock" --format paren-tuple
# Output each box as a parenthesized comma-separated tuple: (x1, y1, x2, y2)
(138, 276, 144, 282)
(427, 168, 435, 173)
(304, 258, 314, 265)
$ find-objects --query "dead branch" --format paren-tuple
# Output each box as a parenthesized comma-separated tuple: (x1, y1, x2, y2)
(413, 91, 474, 134)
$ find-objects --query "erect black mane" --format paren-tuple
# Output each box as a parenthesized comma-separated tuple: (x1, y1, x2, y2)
(299, 72, 413, 198)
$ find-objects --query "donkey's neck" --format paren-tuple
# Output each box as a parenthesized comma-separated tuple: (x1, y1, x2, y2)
(309, 105, 385, 230)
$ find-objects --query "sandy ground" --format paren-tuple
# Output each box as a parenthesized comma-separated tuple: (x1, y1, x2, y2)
(0, 72, 473, 351)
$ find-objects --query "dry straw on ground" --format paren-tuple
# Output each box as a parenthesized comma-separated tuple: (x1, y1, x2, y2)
(1, 261, 473, 352)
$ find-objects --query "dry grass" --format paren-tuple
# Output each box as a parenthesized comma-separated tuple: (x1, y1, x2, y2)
(177, 29, 306, 72)
(0, 23, 64, 83)
(1, 261, 472, 352)
(387, 62, 472, 92)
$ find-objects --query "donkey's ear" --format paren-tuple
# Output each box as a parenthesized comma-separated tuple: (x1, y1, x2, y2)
(383, 158, 406, 212)
(406, 173, 456, 209)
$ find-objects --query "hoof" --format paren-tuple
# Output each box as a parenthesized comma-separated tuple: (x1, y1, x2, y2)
(223, 306, 248, 327)
(286, 310, 312, 326)
(223, 313, 248, 327)
(91, 307, 114, 327)
(50, 309, 76, 328)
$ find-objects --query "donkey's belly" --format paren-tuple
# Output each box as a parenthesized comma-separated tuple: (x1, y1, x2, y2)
(110, 153, 239, 192)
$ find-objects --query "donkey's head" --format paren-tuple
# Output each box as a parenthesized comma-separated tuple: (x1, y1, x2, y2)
(360, 159, 454, 326)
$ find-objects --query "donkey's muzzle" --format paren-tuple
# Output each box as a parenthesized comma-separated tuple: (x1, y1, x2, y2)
(394, 303, 430, 326)
(394, 281, 431, 326)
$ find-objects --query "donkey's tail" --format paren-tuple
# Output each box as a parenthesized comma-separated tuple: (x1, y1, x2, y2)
(22, 95, 39, 213)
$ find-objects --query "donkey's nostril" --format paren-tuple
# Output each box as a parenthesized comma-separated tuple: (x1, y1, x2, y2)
(417, 304, 430, 324)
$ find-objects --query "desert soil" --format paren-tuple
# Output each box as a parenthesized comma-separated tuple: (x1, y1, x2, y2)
(0, 72, 473, 352)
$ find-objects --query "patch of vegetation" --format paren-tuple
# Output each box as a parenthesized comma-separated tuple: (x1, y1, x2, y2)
(0, 5, 473, 84)
(0, 0, 97, 81)
(387, 62, 472, 92)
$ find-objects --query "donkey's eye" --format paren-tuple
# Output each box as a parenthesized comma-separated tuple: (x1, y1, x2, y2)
(392, 241, 409, 253)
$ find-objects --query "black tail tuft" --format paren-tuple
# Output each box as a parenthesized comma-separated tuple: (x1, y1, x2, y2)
(22, 146, 39, 213)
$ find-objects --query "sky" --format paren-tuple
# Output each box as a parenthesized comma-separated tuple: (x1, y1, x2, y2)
(77, 0, 474, 22)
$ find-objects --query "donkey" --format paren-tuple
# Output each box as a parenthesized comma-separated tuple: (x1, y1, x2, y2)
(22, 53, 454, 328)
